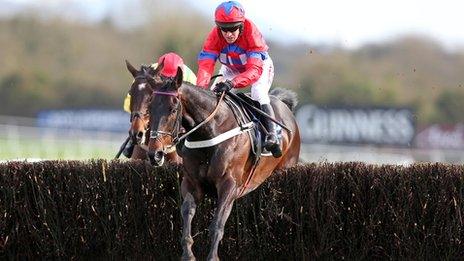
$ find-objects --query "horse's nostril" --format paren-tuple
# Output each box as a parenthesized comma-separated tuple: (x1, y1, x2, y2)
(147, 150, 165, 166)
(137, 131, 144, 139)
(155, 151, 164, 160)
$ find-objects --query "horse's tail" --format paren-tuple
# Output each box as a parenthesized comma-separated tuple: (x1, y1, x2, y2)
(270, 87, 298, 112)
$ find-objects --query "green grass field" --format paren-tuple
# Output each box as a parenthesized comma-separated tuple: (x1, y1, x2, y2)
(0, 138, 122, 160)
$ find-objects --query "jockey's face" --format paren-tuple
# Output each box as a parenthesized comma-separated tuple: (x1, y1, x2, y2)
(220, 27, 240, 44)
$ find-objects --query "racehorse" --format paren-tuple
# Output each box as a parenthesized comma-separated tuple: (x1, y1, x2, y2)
(125, 60, 182, 164)
(147, 67, 301, 260)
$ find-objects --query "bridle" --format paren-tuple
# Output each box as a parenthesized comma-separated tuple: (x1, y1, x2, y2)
(149, 90, 183, 153)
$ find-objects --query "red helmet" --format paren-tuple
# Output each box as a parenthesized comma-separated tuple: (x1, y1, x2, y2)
(215, 1, 245, 27)
(157, 52, 184, 77)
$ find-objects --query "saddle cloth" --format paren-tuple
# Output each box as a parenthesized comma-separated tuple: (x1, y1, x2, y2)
(224, 92, 282, 160)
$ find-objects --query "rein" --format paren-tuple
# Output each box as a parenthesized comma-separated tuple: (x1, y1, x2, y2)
(150, 90, 226, 152)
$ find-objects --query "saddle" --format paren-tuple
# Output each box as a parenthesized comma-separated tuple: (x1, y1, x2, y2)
(224, 92, 281, 162)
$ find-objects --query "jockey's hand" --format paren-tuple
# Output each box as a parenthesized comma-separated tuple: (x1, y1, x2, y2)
(213, 80, 234, 93)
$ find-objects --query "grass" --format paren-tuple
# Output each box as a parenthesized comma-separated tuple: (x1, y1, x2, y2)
(0, 138, 123, 160)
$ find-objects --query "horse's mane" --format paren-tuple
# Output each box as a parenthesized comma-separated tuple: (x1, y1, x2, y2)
(155, 80, 217, 107)
(180, 82, 217, 99)
(270, 87, 298, 112)
(140, 64, 155, 75)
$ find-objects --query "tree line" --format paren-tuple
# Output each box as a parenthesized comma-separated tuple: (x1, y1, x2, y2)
(0, 13, 463, 126)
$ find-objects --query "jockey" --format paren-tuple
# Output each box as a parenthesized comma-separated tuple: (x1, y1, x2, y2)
(196, 1, 281, 157)
(122, 52, 196, 158)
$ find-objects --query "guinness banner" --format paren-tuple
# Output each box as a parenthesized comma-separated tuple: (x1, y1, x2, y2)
(296, 105, 415, 146)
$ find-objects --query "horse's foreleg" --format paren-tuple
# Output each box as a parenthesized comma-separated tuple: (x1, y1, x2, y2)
(207, 178, 236, 261)
(181, 192, 197, 261)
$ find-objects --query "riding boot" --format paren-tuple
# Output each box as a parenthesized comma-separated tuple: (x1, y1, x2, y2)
(261, 104, 282, 158)
(122, 139, 135, 158)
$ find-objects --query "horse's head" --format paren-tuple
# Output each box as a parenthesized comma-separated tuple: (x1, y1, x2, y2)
(125, 60, 164, 146)
(147, 66, 184, 166)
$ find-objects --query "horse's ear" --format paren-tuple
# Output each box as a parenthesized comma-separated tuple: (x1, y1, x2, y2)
(174, 66, 183, 89)
(154, 58, 164, 76)
(126, 60, 138, 78)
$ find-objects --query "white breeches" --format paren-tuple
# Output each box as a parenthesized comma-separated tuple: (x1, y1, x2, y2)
(212, 58, 274, 105)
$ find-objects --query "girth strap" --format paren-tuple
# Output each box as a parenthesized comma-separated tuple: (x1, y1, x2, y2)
(184, 122, 254, 149)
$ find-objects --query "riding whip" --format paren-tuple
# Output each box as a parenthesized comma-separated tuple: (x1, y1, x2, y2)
(115, 136, 130, 159)
(225, 91, 292, 133)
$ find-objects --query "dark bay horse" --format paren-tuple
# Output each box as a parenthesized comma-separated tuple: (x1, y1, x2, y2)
(125, 60, 182, 164)
(147, 67, 300, 260)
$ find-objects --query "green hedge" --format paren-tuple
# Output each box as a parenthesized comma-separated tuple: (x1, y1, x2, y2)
(0, 160, 463, 259)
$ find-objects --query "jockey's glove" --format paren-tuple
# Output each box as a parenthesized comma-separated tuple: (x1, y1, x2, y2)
(214, 80, 234, 93)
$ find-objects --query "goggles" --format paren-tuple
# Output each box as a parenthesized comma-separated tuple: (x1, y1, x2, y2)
(220, 25, 240, 32)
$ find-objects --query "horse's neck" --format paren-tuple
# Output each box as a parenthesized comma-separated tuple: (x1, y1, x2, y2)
(180, 85, 233, 137)
(180, 85, 216, 120)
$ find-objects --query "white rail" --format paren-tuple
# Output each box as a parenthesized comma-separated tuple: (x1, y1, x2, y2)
(1, 116, 463, 164)
(0, 123, 126, 160)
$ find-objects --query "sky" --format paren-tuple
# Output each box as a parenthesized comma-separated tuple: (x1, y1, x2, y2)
(4, 0, 464, 50)
(187, 0, 464, 49)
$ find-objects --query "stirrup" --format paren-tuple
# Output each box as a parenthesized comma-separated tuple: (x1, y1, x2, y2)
(264, 135, 282, 158)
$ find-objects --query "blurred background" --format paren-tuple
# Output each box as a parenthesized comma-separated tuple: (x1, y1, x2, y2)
(0, 0, 463, 163)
